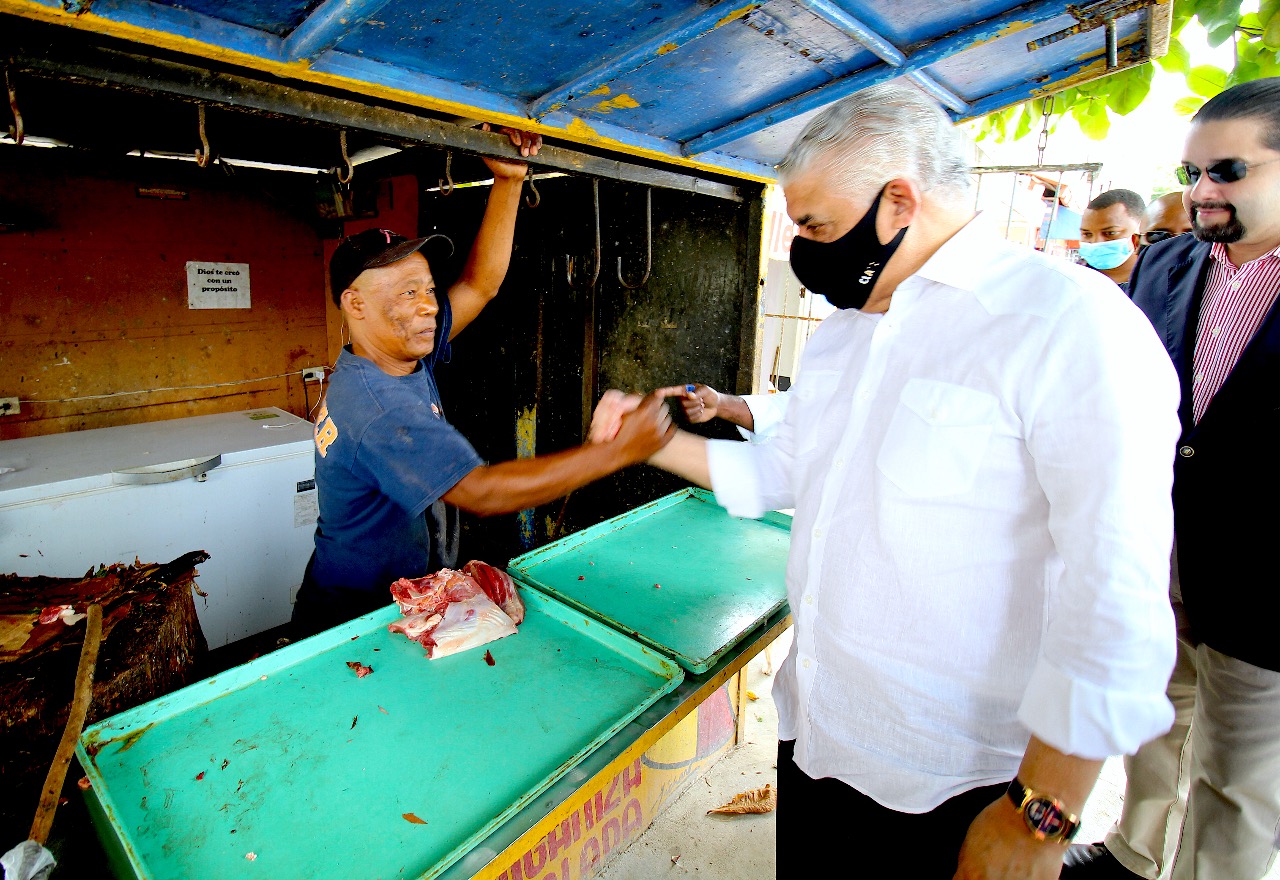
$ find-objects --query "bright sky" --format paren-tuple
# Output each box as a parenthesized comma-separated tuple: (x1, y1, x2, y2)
(969, 17, 1240, 203)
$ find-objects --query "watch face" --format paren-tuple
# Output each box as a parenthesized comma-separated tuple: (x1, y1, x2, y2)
(1023, 796, 1068, 840)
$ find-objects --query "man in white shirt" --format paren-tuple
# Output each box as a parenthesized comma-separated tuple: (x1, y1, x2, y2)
(600, 82, 1182, 877)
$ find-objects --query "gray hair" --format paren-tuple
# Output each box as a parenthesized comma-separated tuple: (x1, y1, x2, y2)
(777, 81, 972, 201)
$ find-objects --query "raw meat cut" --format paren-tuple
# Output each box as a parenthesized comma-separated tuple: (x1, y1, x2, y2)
(388, 566, 517, 659)
(462, 560, 525, 625)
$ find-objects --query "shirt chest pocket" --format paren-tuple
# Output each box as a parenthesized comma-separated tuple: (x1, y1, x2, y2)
(876, 379, 998, 497)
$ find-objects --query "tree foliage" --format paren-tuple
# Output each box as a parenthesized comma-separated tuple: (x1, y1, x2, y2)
(972, 0, 1280, 143)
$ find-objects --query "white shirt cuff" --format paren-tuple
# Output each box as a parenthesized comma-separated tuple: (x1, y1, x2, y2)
(707, 439, 765, 519)
(1017, 659, 1175, 760)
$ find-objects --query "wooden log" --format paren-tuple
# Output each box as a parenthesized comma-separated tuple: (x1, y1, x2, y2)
(0, 557, 208, 843)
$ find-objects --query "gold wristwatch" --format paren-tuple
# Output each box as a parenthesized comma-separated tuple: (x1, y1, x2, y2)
(1006, 777, 1082, 844)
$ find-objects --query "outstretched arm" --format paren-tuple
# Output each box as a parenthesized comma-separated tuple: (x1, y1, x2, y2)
(443, 390, 672, 515)
(448, 125, 543, 338)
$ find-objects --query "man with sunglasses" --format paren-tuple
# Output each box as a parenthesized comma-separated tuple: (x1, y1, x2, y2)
(1063, 78, 1280, 880)
(1138, 192, 1193, 253)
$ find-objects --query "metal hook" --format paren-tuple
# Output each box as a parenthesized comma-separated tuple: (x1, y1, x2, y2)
(336, 130, 354, 185)
(616, 188, 652, 289)
(4, 64, 22, 146)
(438, 151, 454, 196)
(524, 166, 540, 208)
(194, 104, 210, 168)
(566, 178, 601, 290)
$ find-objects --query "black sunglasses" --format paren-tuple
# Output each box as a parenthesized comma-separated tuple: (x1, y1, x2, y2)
(1176, 157, 1280, 186)
(1142, 230, 1184, 245)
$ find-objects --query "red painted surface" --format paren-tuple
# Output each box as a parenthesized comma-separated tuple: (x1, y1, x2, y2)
(0, 154, 417, 440)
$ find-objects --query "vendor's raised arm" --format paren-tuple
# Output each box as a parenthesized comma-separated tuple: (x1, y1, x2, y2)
(448, 125, 543, 337)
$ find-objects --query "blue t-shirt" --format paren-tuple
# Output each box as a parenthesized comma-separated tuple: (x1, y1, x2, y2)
(308, 295, 484, 598)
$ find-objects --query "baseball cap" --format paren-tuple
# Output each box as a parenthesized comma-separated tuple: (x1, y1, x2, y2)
(329, 228, 454, 306)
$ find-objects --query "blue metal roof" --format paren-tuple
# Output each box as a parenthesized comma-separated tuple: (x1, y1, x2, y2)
(0, 0, 1170, 181)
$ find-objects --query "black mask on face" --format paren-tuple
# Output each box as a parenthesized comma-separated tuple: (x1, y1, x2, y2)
(789, 186, 908, 310)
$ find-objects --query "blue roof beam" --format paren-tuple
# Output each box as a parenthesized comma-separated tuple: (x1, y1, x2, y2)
(527, 0, 762, 119)
(682, 0, 1070, 156)
(284, 0, 395, 63)
(793, 1, 969, 114)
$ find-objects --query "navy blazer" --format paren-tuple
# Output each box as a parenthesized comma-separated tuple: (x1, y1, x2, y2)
(1129, 234, 1280, 671)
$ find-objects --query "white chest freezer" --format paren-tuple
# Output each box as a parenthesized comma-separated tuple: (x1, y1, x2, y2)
(0, 407, 318, 648)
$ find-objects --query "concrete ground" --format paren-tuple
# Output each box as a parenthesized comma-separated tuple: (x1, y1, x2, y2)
(596, 625, 1280, 880)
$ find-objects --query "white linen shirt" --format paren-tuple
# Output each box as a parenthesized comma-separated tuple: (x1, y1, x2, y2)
(707, 215, 1181, 812)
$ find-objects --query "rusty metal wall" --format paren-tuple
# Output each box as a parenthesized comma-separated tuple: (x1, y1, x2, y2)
(0, 150, 335, 439)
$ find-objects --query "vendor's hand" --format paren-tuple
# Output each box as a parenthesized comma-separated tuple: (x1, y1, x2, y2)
(480, 124, 543, 180)
(953, 796, 1066, 880)
(589, 389, 643, 444)
(611, 391, 676, 463)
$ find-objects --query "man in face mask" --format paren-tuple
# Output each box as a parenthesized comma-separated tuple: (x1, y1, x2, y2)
(1078, 189, 1146, 292)
(601, 81, 1182, 878)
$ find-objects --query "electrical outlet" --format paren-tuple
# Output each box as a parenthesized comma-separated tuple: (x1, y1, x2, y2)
(0, 398, 18, 416)
(301, 367, 325, 383)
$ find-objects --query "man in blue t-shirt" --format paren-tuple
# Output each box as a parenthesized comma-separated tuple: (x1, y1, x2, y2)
(294, 140, 675, 636)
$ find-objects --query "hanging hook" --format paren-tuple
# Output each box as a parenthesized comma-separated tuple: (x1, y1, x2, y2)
(4, 64, 22, 147)
(616, 188, 652, 289)
(566, 178, 601, 290)
(438, 151, 454, 196)
(524, 165, 540, 208)
(336, 130, 354, 185)
(194, 104, 211, 168)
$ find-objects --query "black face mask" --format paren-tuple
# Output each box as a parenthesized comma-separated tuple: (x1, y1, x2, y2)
(789, 186, 908, 310)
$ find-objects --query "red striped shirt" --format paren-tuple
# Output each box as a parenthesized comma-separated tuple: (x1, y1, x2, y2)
(1191, 242, 1280, 423)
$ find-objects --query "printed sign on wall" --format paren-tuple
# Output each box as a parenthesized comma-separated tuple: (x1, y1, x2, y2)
(186, 261, 251, 309)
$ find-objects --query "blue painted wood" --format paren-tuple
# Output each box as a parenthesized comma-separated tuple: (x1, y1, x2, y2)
(17, 0, 1166, 178)
(283, 0, 394, 61)
(528, 0, 768, 118)
(681, 0, 1078, 156)
(88, 0, 286, 60)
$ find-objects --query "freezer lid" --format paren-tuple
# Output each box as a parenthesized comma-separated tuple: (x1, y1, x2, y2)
(0, 407, 314, 503)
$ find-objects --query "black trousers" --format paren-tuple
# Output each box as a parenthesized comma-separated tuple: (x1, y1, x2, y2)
(776, 740, 1009, 878)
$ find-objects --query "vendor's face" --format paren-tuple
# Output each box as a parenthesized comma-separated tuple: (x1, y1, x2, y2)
(344, 252, 439, 374)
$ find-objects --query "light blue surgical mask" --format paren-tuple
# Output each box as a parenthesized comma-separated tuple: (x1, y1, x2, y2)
(1077, 238, 1134, 270)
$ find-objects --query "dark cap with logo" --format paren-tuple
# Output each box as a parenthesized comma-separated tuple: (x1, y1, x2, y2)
(328, 228, 454, 306)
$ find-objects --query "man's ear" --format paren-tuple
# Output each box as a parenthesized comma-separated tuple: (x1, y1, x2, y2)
(878, 178, 921, 239)
(1130, 231, 1141, 251)
(340, 287, 364, 319)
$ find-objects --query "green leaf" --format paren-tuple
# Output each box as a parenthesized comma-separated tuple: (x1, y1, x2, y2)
(1265, 11, 1280, 48)
(1258, 48, 1280, 77)
(1013, 103, 1035, 140)
(1105, 64, 1155, 115)
(1186, 64, 1228, 97)
(1077, 103, 1112, 140)
(1173, 95, 1206, 116)
(1195, 0, 1243, 47)
(1158, 38, 1191, 73)
(1227, 59, 1262, 88)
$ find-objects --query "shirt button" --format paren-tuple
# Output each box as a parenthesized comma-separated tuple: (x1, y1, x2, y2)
(1211, 327, 1221, 337)
(1232, 280, 1241, 290)
(813, 527, 823, 539)
(1179, 445, 1195, 458)
(1194, 373, 1203, 383)
(804, 595, 814, 606)
(834, 457, 845, 469)
(803, 659, 812, 669)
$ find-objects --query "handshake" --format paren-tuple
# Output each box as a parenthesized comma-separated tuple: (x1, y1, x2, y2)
(589, 384, 725, 445)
